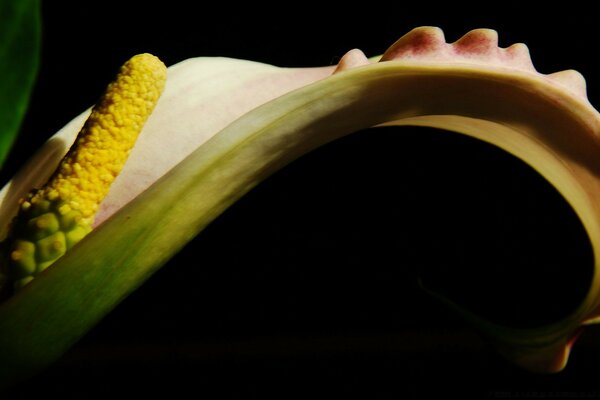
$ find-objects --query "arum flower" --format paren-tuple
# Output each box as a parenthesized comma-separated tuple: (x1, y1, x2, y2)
(1, 24, 600, 388)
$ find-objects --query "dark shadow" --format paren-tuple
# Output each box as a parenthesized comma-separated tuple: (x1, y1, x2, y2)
(12, 126, 595, 399)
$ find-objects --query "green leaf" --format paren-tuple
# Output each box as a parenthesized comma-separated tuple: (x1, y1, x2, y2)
(0, 0, 41, 169)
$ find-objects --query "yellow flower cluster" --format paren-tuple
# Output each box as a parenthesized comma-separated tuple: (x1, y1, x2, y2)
(3, 53, 166, 291)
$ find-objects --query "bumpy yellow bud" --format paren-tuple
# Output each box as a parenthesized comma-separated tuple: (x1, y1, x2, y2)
(1, 53, 167, 292)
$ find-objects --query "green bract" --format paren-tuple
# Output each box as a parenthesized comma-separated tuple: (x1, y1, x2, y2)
(1, 26, 600, 387)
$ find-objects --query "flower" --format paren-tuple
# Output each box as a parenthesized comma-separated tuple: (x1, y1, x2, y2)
(2, 26, 600, 387)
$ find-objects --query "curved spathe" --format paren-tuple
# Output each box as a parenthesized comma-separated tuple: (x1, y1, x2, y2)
(1, 27, 599, 387)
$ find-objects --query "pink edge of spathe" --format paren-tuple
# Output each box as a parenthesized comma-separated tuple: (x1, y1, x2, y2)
(380, 26, 588, 99)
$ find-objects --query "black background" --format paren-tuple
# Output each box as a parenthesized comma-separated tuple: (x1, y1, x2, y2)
(3, 2, 600, 399)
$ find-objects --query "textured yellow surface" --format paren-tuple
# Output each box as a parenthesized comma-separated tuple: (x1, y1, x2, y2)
(28, 53, 166, 222)
(2, 53, 166, 290)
